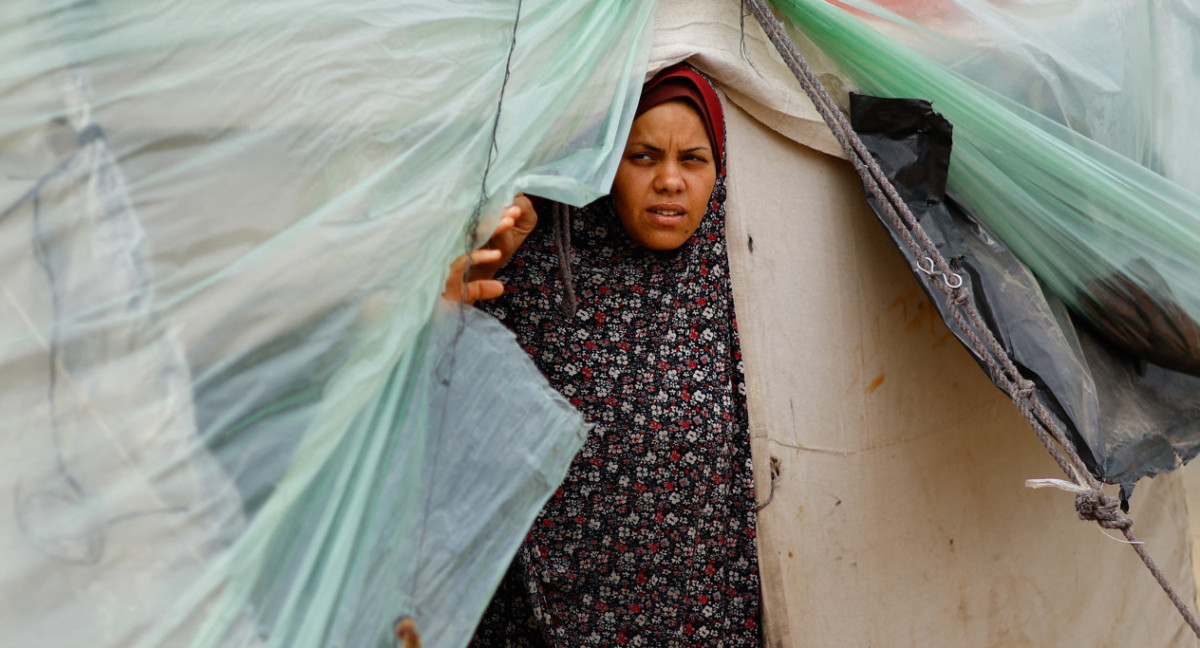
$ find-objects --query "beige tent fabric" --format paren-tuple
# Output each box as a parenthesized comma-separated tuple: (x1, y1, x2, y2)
(1184, 468, 1200, 611)
(651, 0, 1199, 646)
(647, 0, 844, 160)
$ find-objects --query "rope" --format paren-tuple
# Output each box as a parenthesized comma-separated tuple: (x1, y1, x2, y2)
(552, 202, 578, 318)
(756, 456, 783, 512)
(741, 0, 1200, 638)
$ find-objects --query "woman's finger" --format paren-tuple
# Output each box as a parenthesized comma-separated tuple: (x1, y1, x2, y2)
(444, 249, 507, 304)
(468, 247, 503, 265)
(447, 252, 469, 274)
(464, 279, 505, 303)
(512, 194, 536, 232)
(493, 207, 518, 235)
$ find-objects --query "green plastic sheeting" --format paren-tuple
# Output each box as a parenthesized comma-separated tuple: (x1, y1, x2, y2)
(0, 1, 654, 646)
(774, 0, 1200, 376)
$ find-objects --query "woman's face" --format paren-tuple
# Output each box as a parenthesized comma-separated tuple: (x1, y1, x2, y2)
(612, 101, 717, 251)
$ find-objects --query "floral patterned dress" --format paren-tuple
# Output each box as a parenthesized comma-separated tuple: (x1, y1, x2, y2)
(471, 163, 761, 647)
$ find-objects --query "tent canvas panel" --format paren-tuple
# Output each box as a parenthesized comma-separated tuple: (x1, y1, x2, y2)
(721, 94, 1197, 646)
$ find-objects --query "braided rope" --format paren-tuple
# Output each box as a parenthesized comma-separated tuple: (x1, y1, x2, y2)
(552, 202, 578, 318)
(741, 0, 1200, 637)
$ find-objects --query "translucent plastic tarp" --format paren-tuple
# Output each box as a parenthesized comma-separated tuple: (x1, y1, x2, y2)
(774, 0, 1200, 377)
(769, 0, 1200, 484)
(0, 1, 655, 645)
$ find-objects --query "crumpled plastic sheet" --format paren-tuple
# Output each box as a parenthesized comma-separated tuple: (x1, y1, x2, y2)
(201, 303, 589, 648)
(774, 0, 1200, 377)
(0, 1, 653, 645)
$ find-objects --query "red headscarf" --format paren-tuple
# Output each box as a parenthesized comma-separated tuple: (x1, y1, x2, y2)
(636, 63, 725, 174)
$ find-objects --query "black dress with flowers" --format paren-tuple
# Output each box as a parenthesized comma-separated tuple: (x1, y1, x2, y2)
(471, 168, 761, 647)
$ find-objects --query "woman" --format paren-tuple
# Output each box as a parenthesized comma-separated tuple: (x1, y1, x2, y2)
(455, 63, 760, 647)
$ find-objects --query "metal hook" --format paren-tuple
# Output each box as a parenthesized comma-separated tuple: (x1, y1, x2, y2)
(916, 256, 963, 289)
(917, 257, 937, 276)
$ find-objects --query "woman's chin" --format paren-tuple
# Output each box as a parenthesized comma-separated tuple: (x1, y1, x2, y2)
(631, 228, 692, 251)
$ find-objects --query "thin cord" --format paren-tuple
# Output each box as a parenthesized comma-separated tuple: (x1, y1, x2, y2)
(408, 0, 525, 632)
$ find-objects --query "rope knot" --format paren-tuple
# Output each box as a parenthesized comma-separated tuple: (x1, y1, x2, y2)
(1014, 379, 1036, 400)
(1075, 489, 1132, 530)
(949, 287, 970, 306)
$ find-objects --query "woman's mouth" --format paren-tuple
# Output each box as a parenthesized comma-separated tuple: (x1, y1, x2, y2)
(647, 205, 687, 226)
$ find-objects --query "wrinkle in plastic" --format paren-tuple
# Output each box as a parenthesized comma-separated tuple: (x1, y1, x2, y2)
(0, 1, 653, 646)
(773, 0, 1200, 377)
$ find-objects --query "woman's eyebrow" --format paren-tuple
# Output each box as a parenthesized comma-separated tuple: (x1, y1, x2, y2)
(629, 142, 663, 152)
(629, 143, 712, 154)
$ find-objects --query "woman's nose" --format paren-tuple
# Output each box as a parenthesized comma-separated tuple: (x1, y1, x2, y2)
(654, 162, 685, 193)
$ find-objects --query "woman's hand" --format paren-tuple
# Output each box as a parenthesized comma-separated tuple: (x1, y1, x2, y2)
(475, 193, 537, 280)
(442, 247, 505, 304)
(442, 194, 537, 305)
